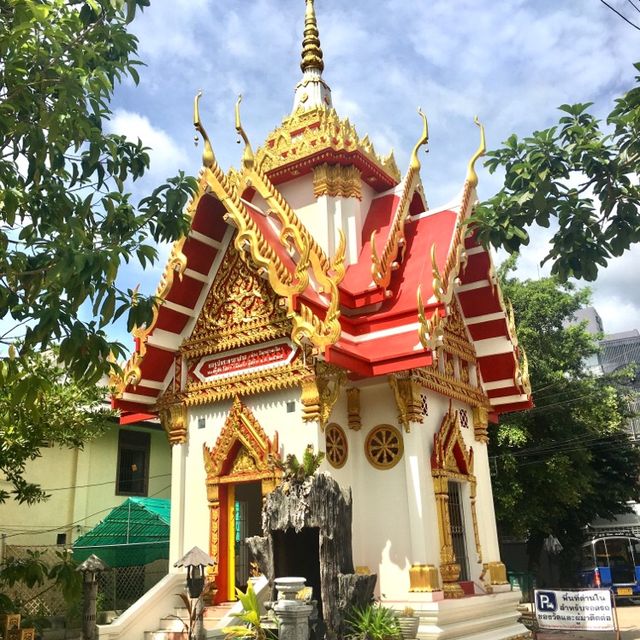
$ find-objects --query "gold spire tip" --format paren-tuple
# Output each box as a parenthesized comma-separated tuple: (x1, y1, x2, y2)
(193, 91, 215, 168)
(301, 0, 324, 73)
(235, 94, 254, 168)
(409, 108, 429, 171)
(466, 115, 486, 188)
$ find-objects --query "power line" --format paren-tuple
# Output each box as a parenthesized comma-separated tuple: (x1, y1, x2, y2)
(627, 0, 640, 16)
(598, 0, 640, 31)
(1, 484, 171, 540)
(41, 472, 171, 493)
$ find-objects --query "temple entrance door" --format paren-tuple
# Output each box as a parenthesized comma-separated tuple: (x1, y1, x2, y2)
(273, 527, 322, 618)
(228, 481, 263, 598)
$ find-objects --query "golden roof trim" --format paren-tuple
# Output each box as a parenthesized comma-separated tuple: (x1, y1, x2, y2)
(371, 109, 428, 295)
(254, 107, 400, 183)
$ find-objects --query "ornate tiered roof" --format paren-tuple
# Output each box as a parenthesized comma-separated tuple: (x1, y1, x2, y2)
(112, 0, 532, 423)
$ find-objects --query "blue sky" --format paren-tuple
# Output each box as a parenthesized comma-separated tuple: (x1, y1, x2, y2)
(107, 0, 640, 346)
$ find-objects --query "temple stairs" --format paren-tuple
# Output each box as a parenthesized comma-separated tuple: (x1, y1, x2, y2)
(143, 602, 234, 640)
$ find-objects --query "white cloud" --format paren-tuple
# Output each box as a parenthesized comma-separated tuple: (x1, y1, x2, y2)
(105, 0, 640, 335)
(107, 109, 188, 183)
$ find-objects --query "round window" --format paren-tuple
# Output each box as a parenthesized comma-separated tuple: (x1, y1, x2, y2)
(325, 423, 348, 469)
(365, 424, 404, 469)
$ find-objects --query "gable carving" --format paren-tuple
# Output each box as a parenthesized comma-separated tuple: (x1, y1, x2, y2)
(431, 401, 474, 477)
(442, 297, 476, 363)
(203, 396, 280, 482)
(182, 243, 290, 359)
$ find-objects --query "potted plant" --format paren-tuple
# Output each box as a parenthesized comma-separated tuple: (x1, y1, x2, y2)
(346, 603, 401, 640)
(395, 606, 419, 640)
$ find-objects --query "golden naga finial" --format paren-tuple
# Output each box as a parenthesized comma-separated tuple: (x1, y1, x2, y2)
(417, 284, 444, 358)
(193, 91, 215, 168)
(466, 116, 486, 188)
(235, 94, 255, 170)
(409, 108, 429, 171)
(301, 0, 324, 73)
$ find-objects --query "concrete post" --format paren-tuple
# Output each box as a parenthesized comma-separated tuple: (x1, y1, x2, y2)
(273, 577, 313, 640)
(82, 571, 98, 640)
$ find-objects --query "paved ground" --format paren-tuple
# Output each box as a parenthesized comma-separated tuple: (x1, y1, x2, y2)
(534, 602, 640, 639)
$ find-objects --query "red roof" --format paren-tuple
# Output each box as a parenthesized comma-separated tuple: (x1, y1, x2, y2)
(114, 173, 532, 421)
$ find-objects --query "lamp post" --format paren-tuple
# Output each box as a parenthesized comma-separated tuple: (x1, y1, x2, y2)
(76, 554, 109, 640)
(174, 547, 215, 640)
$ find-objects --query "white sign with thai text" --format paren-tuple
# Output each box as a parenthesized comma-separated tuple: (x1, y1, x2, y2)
(534, 589, 615, 631)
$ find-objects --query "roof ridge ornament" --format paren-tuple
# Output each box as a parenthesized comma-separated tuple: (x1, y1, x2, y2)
(371, 108, 429, 295)
(235, 95, 255, 170)
(465, 116, 486, 189)
(194, 91, 215, 169)
(301, 0, 324, 73)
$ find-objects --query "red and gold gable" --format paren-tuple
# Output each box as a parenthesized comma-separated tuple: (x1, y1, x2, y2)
(181, 242, 290, 361)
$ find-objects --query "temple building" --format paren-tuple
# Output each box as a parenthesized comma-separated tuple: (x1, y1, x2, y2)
(111, 2, 533, 639)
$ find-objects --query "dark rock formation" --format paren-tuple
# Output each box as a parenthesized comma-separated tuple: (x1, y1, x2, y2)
(246, 472, 376, 640)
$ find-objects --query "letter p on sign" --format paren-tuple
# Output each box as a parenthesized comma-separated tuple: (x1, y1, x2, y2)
(536, 591, 557, 612)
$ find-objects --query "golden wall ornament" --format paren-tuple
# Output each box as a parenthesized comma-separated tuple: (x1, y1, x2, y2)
(159, 402, 188, 446)
(365, 424, 404, 470)
(472, 406, 489, 443)
(300, 361, 346, 428)
(313, 163, 362, 199)
(485, 561, 509, 585)
(300, 374, 321, 422)
(371, 109, 429, 296)
(346, 387, 361, 431)
(431, 402, 482, 599)
(203, 397, 282, 577)
(443, 297, 477, 363)
(388, 375, 423, 432)
(254, 106, 400, 184)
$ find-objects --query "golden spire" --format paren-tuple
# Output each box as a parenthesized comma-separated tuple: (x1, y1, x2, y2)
(301, 0, 324, 73)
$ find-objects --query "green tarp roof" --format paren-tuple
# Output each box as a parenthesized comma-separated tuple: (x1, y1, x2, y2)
(73, 497, 170, 567)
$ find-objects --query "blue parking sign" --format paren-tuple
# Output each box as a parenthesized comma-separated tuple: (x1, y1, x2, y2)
(536, 591, 557, 612)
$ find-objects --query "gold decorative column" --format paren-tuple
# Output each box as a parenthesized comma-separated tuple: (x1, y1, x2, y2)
(409, 563, 440, 592)
(159, 402, 188, 445)
(301, 376, 321, 422)
(469, 475, 482, 563)
(486, 561, 509, 585)
(347, 387, 361, 430)
(207, 484, 221, 580)
(472, 406, 489, 443)
(388, 375, 423, 432)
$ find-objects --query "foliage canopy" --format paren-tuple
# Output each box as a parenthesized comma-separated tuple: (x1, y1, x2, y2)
(0, 0, 196, 382)
(489, 262, 640, 569)
(0, 350, 113, 503)
(474, 62, 640, 282)
(0, 0, 196, 499)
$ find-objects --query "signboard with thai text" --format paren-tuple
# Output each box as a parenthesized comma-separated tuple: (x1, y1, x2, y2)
(534, 588, 615, 632)
(190, 340, 296, 383)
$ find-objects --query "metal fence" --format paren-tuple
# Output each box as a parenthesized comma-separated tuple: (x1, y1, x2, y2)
(1, 545, 168, 618)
